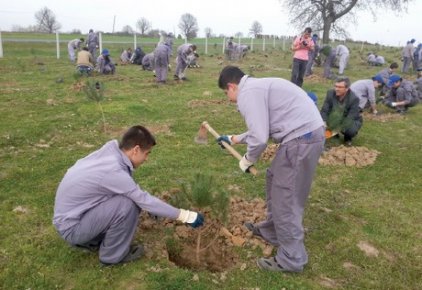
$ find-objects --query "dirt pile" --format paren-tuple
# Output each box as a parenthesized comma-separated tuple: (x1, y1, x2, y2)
(138, 196, 269, 272)
(319, 145, 380, 167)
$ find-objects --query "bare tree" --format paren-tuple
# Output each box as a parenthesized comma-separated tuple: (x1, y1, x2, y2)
(249, 21, 263, 38)
(121, 25, 134, 34)
(204, 27, 213, 38)
(280, 0, 412, 44)
(178, 13, 199, 39)
(34, 7, 61, 33)
(136, 17, 151, 36)
(235, 32, 244, 38)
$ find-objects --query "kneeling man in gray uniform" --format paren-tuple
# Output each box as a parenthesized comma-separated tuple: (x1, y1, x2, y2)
(53, 126, 204, 265)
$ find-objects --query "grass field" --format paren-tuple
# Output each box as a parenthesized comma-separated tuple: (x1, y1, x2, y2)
(0, 36, 421, 290)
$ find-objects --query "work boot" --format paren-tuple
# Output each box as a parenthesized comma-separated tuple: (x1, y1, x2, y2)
(101, 244, 145, 266)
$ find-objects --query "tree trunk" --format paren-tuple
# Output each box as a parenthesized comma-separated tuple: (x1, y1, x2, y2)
(322, 20, 332, 45)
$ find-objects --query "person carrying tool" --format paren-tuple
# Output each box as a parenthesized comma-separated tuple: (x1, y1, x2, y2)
(53, 125, 204, 266)
(216, 66, 325, 273)
(174, 43, 197, 80)
(320, 76, 362, 146)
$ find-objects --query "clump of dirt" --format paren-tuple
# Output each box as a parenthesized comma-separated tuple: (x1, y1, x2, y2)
(188, 99, 228, 108)
(70, 81, 85, 92)
(319, 145, 380, 167)
(362, 112, 403, 122)
(304, 74, 331, 83)
(260, 144, 279, 161)
(138, 195, 269, 272)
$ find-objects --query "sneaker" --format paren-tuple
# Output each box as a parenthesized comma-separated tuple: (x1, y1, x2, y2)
(244, 222, 263, 238)
(257, 256, 300, 273)
(101, 244, 145, 266)
(345, 140, 352, 147)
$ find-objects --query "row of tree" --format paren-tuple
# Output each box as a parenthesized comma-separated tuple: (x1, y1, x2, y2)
(12, 1, 413, 43)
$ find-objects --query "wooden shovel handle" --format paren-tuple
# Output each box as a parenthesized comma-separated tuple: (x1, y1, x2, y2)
(202, 121, 258, 176)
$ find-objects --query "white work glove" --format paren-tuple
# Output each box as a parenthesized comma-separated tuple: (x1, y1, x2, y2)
(373, 110, 378, 115)
(239, 154, 254, 173)
(391, 102, 397, 107)
(177, 209, 204, 228)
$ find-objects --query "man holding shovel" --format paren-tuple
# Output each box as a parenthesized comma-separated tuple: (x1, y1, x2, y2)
(217, 66, 325, 273)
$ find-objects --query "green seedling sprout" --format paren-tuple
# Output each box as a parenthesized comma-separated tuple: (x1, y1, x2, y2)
(83, 79, 107, 133)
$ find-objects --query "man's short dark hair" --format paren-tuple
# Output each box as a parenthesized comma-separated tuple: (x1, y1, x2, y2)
(218, 66, 245, 89)
(119, 125, 156, 151)
(390, 62, 399, 69)
(82, 47, 88, 51)
(335, 76, 351, 88)
(304, 27, 312, 34)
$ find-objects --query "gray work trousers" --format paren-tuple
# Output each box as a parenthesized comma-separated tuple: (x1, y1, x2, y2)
(291, 58, 308, 87)
(256, 127, 325, 272)
(338, 54, 349, 74)
(402, 57, 412, 73)
(59, 195, 140, 264)
(175, 57, 188, 78)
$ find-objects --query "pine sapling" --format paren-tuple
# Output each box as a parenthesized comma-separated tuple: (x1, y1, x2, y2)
(83, 79, 107, 133)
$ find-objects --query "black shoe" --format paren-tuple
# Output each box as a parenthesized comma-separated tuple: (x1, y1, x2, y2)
(173, 75, 179, 80)
(181, 77, 187, 81)
(73, 243, 100, 253)
(244, 222, 263, 238)
(345, 140, 352, 146)
(101, 244, 145, 266)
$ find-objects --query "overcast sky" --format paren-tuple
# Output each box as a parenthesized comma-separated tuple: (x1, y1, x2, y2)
(0, 0, 420, 46)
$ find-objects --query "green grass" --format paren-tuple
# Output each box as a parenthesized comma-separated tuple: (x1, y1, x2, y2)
(0, 39, 421, 290)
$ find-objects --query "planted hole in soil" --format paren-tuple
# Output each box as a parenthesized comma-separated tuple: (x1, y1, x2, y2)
(139, 196, 269, 273)
(166, 219, 237, 272)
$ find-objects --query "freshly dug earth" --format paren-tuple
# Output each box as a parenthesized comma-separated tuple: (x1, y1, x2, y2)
(138, 196, 269, 272)
(319, 145, 380, 167)
(261, 144, 380, 167)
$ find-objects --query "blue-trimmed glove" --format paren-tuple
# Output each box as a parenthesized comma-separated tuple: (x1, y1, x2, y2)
(177, 209, 204, 228)
(239, 154, 254, 173)
(216, 135, 233, 149)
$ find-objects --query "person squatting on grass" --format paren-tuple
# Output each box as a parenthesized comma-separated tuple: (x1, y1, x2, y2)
(290, 27, 315, 87)
(320, 76, 362, 146)
(53, 126, 204, 266)
(217, 66, 325, 273)
(383, 74, 419, 114)
(76, 47, 95, 76)
(96, 49, 116, 75)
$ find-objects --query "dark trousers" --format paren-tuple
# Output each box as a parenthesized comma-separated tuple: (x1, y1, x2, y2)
(291, 58, 308, 87)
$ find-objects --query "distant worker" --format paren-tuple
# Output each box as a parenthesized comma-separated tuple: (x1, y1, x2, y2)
(174, 44, 197, 81)
(402, 39, 415, 73)
(384, 75, 419, 114)
(87, 29, 99, 60)
(350, 75, 385, 115)
(335, 44, 350, 75)
(320, 45, 337, 79)
(141, 52, 154, 71)
(131, 47, 146, 65)
(305, 34, 320, 76)
(377, 62, 399, 97)
(96, 49, 116, 75)
(375, 55, 385, 66)
(290, 27, 315, 87)
(76, 47, 95, 76)
(225, 37, 235, 60)
(367, 53, 377, 66)
(153, 35, 173, 83)
(320, 77, 362, 146)
(68, 38, 85, 63)
(120, 48, 133, 64)
(413, 43, 422, 71)
(415, 68, 422, 101)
